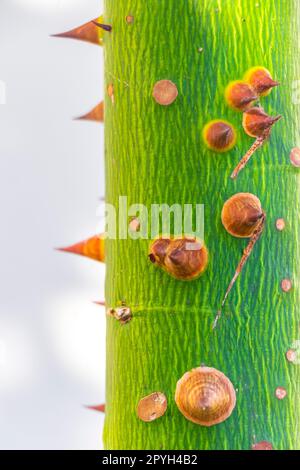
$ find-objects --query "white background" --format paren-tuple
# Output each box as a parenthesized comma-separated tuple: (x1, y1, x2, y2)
(0, 0, 106, 449)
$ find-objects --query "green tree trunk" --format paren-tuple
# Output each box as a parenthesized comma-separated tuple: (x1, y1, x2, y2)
(103, 0, 300, 450)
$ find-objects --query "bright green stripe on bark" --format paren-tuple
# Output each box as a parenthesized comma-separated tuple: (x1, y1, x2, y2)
(104, 0, 300, 450)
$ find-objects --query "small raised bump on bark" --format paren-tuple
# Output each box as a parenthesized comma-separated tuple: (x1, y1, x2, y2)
(290, 147, 300, 168)
(175, 367, 236, 427)
(129, 217, 140, 232)
(126, 15, 134, 24)
(149, 237, 208, 281)
(225, 81, 258, 111)
(107, 306, 132, 324)
(275, 387, 287, 400)
(203, 120, 237, 153)
(281, 279, 293, 293)
(107, 83, 115, 104)
(152, 80, 178, 106)
(252, 441, 273, 451)
(286, 349, 297, 363)
(137, 392, 167, 422)
(276, 218, 286, 231)
(244, 67, 279, 96)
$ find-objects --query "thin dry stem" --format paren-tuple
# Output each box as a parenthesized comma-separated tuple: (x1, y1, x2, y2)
(213, 212, 266, 329)
(231, 134, 267, 179)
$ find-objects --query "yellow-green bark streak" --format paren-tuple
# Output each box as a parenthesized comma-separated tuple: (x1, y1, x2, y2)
(103, 0, 300, 450)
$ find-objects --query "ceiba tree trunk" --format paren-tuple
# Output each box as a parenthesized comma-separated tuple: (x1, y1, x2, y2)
(103, 0, 300, 450)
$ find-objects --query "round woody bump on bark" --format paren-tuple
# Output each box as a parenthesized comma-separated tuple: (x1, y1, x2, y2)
(153, 80, 178, 106)
(129, 217, 140, 232)
(137, 392, 167, 422)
(175, 367, 236, 427)
(203, 120, 237, 153)
(281, 279, 293, 293)
(126, 15, 134, 24)
(286, 349, 297, 364)
(276, 218, 286, 231)
(290, 147, 300, 168)
(107, 83, 115, 104)
(275, 387, 287, 400)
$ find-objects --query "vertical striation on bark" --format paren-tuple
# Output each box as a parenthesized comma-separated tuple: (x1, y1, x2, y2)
(103, 0, 300, 449)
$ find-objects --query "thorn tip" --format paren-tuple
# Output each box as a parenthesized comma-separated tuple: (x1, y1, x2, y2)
(56, 235, 105, 262)
(85, 404, 105, 413)
(51, 17, 105, 45)
(74, 101, 104, 122)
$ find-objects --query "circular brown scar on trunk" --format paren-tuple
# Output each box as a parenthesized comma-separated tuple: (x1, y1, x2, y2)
(153, 80, 178, 106)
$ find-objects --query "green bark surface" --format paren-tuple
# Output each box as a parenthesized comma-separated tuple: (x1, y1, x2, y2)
(103, 0, 300, 450)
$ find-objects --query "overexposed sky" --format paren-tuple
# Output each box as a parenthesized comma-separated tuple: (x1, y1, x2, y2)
(0, 0, 106, 449)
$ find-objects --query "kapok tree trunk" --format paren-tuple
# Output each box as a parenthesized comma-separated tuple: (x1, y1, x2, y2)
(103, 0, 300, 450)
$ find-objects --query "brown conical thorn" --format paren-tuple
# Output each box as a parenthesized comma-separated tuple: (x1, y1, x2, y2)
(214, 194, 266, 329)
(231, 108, 282, 179)
(93, 300, 106, 307)
(57, 234, 105, 263)
(221, 193, 264, 238)
(242, 107, 282, 139)
(203, 120, 237, 153)
(85, 404, 105, 413)
(244, 67, 280, 96)
(74, 101, 104, 122)
(92, 21, 112, 32)
(225, 81, 258, 111)
(51, 16, 105, 46)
